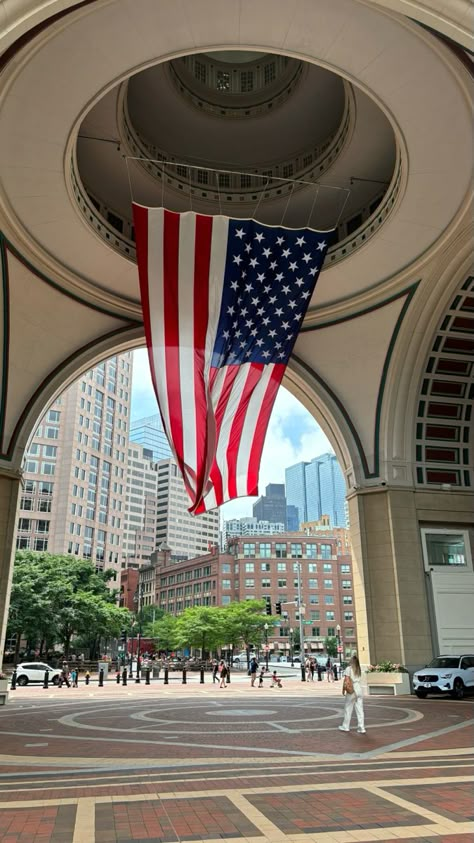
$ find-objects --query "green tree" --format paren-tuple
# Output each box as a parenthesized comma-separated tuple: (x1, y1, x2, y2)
(145, 614, 177, 652)
(139, 604, 164, 630)
(174, 606, 224, 657)
(6, 552, 130, 658)
(324, 635, 338, 658)
(221, 600, 269, 665)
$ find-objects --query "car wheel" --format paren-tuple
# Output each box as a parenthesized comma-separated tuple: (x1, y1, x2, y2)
(16, 675, 28, 686)
(415, 689, 427, 699)
(52, 676, 60, 685)
(451, 679, 465, 700)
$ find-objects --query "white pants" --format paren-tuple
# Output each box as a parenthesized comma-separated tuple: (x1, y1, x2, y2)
(342, 693, 365, 730)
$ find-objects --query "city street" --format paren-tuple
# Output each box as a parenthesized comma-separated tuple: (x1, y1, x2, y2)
(0, 683, 472, 842)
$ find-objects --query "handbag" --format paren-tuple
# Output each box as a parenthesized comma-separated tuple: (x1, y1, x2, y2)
(343, 674, 354, 695)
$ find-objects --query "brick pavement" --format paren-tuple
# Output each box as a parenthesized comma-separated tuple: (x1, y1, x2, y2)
(0, 686, 472, 842)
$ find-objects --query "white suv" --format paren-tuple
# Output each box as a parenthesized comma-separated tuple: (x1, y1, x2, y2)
(413, 655, 474, 700)
(15, 662, 61, 686)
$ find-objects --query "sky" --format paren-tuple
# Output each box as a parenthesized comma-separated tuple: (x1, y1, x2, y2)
(131, 348, 333, 519)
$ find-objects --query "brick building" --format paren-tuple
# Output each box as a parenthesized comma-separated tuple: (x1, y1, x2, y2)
(130, 529, 356, 658)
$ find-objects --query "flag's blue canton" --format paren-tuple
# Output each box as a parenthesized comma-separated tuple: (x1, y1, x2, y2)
(212, 219, 331, 368)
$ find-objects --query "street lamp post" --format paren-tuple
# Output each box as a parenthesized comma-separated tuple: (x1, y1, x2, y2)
(134, 584, 145, 684)
(336, 624, 342, 668)
(264, 623, 269, 671)
(289, 628, 294, 667)
(296, 562, 306, 682)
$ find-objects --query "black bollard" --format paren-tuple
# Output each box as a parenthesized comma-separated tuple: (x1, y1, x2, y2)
(301, 664, 306, 682)
(85, 672, 90, 685)
(226, 664, 231, 685)
(43, 670, 49, 690)
(10, 670, 17, 691)
(317, 666, 322, 682)
(145, 668, 150, 686)
(98, 668, 104, 687)
(182, 667, 187, 684)
(200, 667, 204, 684)
(164, 667, 169, 685)
(122, 668, 127, 686)
(116, 672, 120, 684)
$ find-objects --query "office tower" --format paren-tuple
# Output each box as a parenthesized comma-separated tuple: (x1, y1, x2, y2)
(252, 483, 287, 527)
(317, 453, 347, 528)
(286, 504, 300, 532)
(122, 442, 159, 569)
(285, 462, 308, 524)
(17, 353, 133, 578)
(285, 453, 347, 528)
(129, 413, 172, 462)
(305, 458, 322, 522)
(155, 459, 219, 559)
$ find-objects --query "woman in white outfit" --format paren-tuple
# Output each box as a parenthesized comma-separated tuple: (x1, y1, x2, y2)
(339, 654, 366, 734)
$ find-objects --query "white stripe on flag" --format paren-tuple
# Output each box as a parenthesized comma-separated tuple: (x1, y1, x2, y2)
(205, 215, 229, 376)
(146, 209, 171, 439)
(177, 213, 197, 495)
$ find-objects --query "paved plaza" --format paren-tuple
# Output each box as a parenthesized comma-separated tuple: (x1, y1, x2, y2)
(0, 679, 472, 842)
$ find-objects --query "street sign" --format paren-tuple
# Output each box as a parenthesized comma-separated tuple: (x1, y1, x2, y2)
(337, 646, 343, 653)
(304, 621, 312, 625)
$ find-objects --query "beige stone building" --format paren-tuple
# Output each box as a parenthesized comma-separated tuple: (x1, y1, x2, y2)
(17, 354, 133, 579)
(155, 459, 220, 560)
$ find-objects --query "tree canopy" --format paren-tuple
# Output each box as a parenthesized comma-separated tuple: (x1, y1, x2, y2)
(7, 552, 131, 659)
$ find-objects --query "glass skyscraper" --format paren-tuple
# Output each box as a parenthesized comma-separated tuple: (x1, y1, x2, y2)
(285, 453, 347, 528)
(129, 413, 172, 462)
(284, 462, 308, 526)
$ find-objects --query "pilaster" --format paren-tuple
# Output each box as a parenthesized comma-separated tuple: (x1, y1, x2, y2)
(0, 470, 21, 670)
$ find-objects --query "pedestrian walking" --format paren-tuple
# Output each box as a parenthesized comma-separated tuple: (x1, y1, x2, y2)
(219, 660, 228, 688)
(71, 668, 78, 688)
(258, 666, 265, 687)
(249, 656, 258, 687)
(212, 659, 219, 684)
(339, 654, 366, 734)
(309, 659, 315, 681)
(326, 657, 334, 682)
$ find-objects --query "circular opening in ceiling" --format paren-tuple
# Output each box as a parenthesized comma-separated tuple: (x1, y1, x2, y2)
(74, 49, 398, 264)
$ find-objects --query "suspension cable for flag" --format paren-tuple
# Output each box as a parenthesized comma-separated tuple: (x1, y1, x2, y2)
(124, 157, 351, 230)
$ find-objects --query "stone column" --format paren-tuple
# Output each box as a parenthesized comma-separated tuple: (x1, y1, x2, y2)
(348, 487, 433, 671)
(0, 470, 21, 670)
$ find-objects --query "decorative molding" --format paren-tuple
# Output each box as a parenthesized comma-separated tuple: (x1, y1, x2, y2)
(415, 275, 474, 489)
(296, 282, 419, 480)
(0, 234, 140, 461)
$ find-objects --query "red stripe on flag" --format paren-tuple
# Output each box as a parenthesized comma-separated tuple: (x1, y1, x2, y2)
(227, 363, 264, 500)
(192, 215, 213, 508)
(246, 364, 285, 496)
(163, 210, 186, 484)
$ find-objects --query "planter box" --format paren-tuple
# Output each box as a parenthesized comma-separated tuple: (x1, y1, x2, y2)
(0, 678, 9, 706)
(366, 672, 410, 696)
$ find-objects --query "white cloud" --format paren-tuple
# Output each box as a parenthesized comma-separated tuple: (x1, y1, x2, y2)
(131, 348, 332, 519)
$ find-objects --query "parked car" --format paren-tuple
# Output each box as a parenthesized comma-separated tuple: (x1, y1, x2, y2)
(15, 662, 61, 686)
(413, 654, 474, 700)
(232, 653, 256, 664)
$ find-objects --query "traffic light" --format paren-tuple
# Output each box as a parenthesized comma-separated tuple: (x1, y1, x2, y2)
(275, 602, 282, 615)
(120, 629, 127, 642)
(265, 597, 272, 615)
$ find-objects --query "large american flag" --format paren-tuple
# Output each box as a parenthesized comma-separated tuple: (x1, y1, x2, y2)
(133, 205, 332, 513)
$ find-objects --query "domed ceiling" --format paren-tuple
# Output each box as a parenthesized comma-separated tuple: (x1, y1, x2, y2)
(76, 50, 397, 259)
